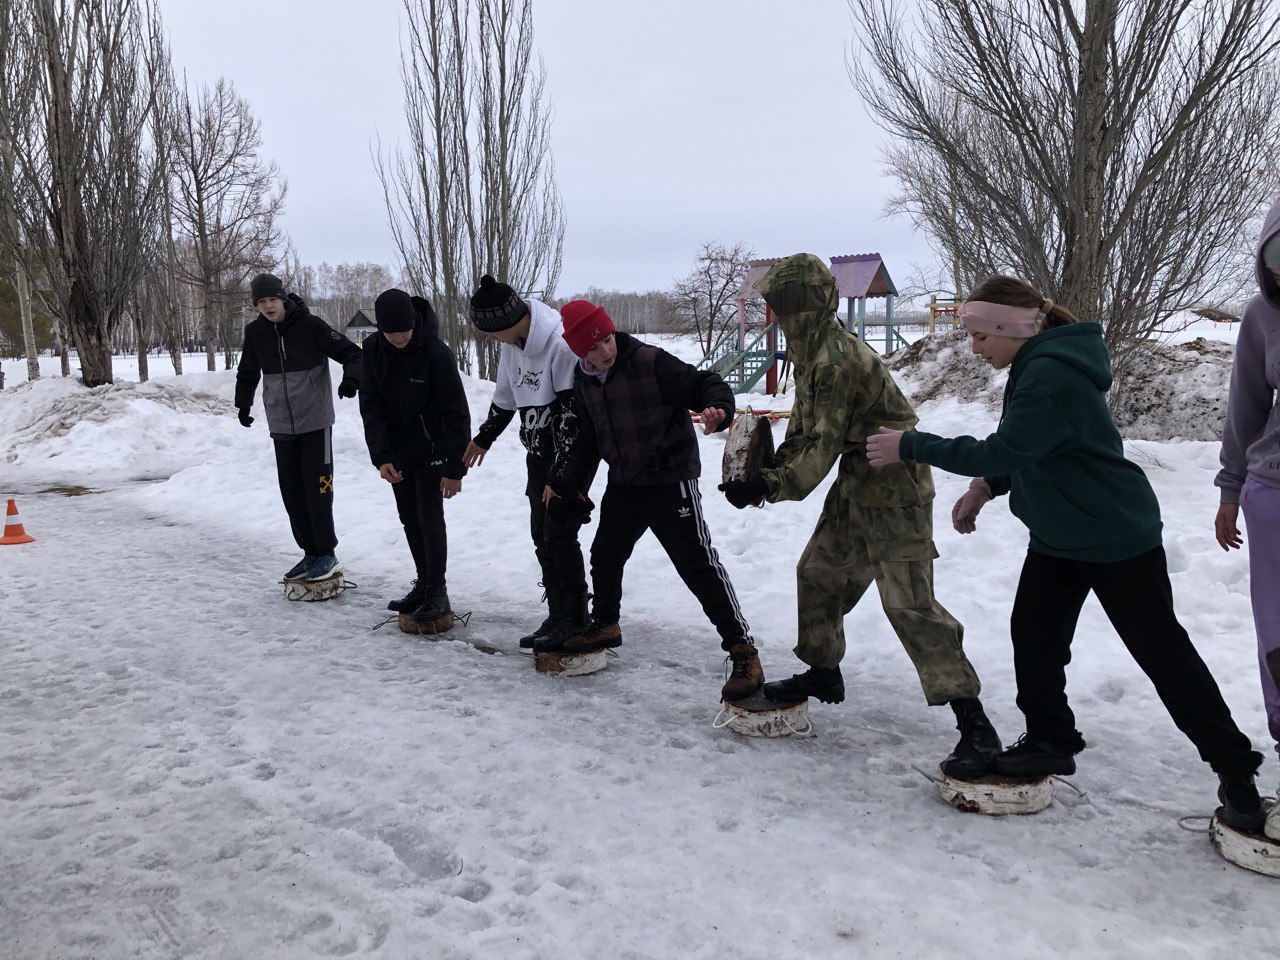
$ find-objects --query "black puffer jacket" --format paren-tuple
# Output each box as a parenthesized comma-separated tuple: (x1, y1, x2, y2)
(358, 296, 470, 479)
(235, 295, 362, 437)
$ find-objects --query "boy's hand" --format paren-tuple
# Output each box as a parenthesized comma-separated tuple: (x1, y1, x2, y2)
(337, 377, 358, 399)
(463, 439, 488, 468)
(237, 408, 253, 428)
(700, 407, 727, 435)
(548, 491, 594, 524)
(866, 427, 903, 467)
(1215, 502, 1242, 550)
(441, 477, 462, 499)
(378, 462, 404, 483)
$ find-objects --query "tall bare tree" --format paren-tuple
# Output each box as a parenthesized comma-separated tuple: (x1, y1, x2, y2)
(170, 77, 286, 372)
(377, 0, 565, 378)
(0, 0, 168, 387)
(671, 242, 760, 354)
(850, 0, 1280, 388)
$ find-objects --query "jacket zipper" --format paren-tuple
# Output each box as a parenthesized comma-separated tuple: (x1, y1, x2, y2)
(276, 326, 297, 434)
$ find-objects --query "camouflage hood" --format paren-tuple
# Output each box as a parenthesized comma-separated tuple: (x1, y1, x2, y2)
(755, 253, 841, 365)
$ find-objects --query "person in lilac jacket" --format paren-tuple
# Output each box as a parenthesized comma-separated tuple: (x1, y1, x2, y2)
(1215, 198, 1280, 841)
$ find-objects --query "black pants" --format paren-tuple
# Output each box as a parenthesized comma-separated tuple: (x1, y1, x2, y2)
(391, 465, 447, 587)
(590, 479, 751, 651)
(273, 427, 336, 556)
(526, 454, 588, 595)
(1011, 547, 1259, 776)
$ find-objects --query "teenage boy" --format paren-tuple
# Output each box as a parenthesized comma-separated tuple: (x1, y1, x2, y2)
(359, 289, 470, 629)
(544, 299, 763, 702)
(718, 253, 999, 780)
(463, 275, 592, 649)
(235, 272, 361, 583)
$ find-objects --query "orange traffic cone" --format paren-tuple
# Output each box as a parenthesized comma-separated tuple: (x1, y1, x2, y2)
(0, 498, 36, 545)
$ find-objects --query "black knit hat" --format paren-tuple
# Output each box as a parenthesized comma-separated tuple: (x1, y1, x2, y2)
(374, 288, 417, 333)
(469, 275, 527, 332)
(250, 273, 286, 304)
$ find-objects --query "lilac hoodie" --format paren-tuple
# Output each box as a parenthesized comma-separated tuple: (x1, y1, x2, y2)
(1216, 198, 1280, 503)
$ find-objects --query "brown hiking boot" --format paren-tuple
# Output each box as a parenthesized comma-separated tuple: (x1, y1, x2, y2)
(561, 620, 622, 653)
(721, 643, 764, 701)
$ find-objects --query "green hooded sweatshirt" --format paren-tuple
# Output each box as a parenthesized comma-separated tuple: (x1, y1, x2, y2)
(901, 322, 1163, 563)
(757, 253, 934, 508)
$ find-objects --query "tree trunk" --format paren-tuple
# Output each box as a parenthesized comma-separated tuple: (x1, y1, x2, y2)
(134, 309, 148, 383)
(15, 259, 39, 380)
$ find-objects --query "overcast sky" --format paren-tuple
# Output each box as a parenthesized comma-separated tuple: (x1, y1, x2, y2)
(161, 0, 925, 297)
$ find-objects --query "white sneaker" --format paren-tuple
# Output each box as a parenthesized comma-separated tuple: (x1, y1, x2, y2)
(1266, 792, 1280, 842)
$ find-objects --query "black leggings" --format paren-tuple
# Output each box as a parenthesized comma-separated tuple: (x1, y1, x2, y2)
(274, 427, 336, 555)
(1011, 546, 1260, 776)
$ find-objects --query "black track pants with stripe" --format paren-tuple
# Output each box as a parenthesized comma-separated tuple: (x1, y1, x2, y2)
(589, 480, 752, 650)
(273, 427, 337, 556)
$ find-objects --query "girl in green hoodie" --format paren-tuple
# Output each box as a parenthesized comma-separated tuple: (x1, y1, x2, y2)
(865, 275, 1266, 833)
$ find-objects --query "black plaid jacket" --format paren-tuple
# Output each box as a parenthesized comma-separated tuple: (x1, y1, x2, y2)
(557, 332, 735, 489)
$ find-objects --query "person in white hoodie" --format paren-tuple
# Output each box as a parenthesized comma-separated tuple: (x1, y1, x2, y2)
(1215, 198, 1280, 840)
(464, 275, 595, 649)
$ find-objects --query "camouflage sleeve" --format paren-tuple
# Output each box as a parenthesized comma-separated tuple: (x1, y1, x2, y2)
(760, 363, 852, 502)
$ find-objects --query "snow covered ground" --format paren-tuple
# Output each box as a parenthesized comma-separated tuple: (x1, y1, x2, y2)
(0, 329, 1274, 959)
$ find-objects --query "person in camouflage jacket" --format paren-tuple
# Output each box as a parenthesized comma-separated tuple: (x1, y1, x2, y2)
(719, 253, 1000, 780)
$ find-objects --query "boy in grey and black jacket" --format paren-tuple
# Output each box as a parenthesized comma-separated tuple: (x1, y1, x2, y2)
(235, 273, 362, 583)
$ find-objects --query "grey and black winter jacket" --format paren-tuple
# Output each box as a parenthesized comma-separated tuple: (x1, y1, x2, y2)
(235, 296, 362, 437)
(557, 331, 734, 490)
(359, 296, 471, 480)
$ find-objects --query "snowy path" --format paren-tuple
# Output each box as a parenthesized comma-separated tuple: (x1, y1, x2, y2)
(1, 353, 1275, 958)
(1, 484, 1273, 959)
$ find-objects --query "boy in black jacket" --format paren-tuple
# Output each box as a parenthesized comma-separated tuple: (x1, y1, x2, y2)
(542, 299, 764, 702)
(359, 288, 470, 629)
(235, 273, 362, 583)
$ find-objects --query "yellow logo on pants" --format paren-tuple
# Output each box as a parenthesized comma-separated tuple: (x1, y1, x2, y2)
(319, 474, 333, 494)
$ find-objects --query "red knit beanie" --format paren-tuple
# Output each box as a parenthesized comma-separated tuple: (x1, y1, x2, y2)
(560, 300, 616, 358)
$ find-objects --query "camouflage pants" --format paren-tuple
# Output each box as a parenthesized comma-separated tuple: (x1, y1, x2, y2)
(794, 492, 980, 705)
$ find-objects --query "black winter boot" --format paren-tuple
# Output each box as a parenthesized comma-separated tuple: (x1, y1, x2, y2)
(940, 698, 1001, 781)
(1218, 774, 1266, 834)
(388, 579, 428, 612)
(762, 665, 845, 704)
(992, 733, 1082, 777)
(533, 593, 591, 653)
(411, 585, 454, 633)
(519, 587, 562, 649)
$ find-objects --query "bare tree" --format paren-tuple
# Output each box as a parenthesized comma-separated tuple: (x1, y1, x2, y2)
(850, 0, 1280, 388)
(670, 242, 760, 355)
(298, 261, 397, 329)
(377, 0, 565, 379)
(170, 77, 286, 372)
(0, 0, 168, 387)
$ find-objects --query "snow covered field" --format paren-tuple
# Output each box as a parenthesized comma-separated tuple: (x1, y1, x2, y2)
(1, 326, 1274, 959)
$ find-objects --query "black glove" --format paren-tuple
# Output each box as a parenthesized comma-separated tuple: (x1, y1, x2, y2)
(237, 407, 254, 428)
(548, 491, 595, 525)
(337, 377, 358, 399)
(718, 477, 767, 509)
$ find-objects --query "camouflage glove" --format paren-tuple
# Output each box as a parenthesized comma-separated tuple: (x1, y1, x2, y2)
(718, 478, 767, 509)
(237, 407, 254, 428)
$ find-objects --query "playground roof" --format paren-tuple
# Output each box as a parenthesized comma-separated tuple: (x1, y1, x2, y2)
(829, 253, 898, 299)
(736, 258, 784, 301)
(736, 253, 899, 301)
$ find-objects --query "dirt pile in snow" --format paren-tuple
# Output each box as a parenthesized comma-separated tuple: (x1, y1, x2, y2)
(884, 331, 1232, 442)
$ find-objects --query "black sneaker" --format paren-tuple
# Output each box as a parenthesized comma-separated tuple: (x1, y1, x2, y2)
(388, 580, 427, 613)
(992, 734, 1077, 777)
(941, 698, 1001, 781)
(762, 665, 844, 704)
(1218, 774, 1266, 834)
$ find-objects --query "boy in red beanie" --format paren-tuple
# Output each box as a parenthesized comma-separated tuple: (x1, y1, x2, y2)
(544, 300, 764, 702)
